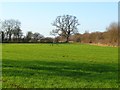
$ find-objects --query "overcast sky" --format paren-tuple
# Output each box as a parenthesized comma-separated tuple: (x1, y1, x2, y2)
(0, 2, 118, 37)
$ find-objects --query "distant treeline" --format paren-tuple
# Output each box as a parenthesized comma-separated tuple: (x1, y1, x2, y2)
(68, 22, 119, 46)
(0, 19, 119, 46)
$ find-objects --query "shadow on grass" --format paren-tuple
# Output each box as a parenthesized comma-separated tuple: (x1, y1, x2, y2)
(2, 59, 118, 81)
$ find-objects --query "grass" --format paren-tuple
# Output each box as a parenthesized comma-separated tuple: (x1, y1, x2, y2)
(2, 43, 118, 88)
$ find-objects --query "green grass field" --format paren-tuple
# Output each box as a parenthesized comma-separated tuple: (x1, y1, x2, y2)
(2, 43, 118, 88)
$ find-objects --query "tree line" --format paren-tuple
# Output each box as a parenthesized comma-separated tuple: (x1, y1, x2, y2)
(0, 15, 119, 46)
(0, 19, 47, 43)
(68, 22, 118, 46)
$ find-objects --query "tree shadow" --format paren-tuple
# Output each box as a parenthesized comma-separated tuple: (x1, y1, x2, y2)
(2, 59, 118, 81)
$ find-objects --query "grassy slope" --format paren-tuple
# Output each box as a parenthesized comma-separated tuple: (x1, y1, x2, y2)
(2, 43, 118, 88)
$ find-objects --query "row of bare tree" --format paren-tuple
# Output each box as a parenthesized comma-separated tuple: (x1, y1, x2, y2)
(0, 15, 119, 46)
(50, 15, 119, 46)
(0, 19, 47, 43)
(55, 22, 118, 46)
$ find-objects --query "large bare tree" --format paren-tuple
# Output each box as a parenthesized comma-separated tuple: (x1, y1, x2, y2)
(51, 15, 80, 42)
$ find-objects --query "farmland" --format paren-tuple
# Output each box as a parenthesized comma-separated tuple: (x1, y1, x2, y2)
(2, 43, 118, 88)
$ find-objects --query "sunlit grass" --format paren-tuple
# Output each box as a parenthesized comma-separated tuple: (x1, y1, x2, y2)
(2, 43, 118, 88)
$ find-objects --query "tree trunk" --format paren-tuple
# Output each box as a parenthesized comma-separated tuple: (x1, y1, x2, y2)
(9, 34, 12, 41)
(2, 31, 4, 42)
(66, 36, 69, 43)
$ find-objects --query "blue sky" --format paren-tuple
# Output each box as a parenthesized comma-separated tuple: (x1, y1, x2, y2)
(0, 2, 118, 37)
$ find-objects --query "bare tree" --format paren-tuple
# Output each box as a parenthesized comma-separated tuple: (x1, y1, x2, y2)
(33, 32, 44, 42)
(13, 27, 23, 42)
(1, 19, 21, 41)
(50, 30, 58, 44)
(26, 31, 33, 42)
(70, 33, 81, 42)
(51, 15, 80, 43)
(1, 31, 5, 42)
(106, 22, 118, 46)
